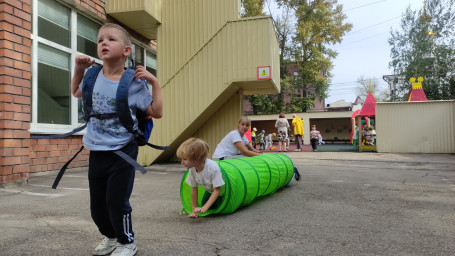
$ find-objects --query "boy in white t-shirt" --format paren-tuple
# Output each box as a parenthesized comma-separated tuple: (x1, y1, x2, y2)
(177, 138, 225, 218)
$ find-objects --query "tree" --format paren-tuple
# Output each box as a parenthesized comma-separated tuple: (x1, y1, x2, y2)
(389, 0, 455, 101)
(241, 0, 265, 17)
(355, 76, 388, 102)
(242, 0, 351, 113)
(281, 0, 352, 111)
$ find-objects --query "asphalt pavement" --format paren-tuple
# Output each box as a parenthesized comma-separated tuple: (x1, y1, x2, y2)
(1, 151, 454, 256)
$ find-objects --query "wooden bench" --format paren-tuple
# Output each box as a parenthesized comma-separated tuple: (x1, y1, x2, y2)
(323, 139, 350, 144)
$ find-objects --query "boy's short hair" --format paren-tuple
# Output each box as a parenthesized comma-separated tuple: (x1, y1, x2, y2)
(238, 116, 251, 126)
(100, 23, 132, 46)
(279, 113, 285, 118)
(176, 138, 209, 162)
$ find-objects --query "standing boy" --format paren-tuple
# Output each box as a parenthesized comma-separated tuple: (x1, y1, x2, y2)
(70, 23, 163, 256)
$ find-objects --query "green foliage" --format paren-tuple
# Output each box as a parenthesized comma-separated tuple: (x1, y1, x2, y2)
(243, 0, 351, 114)
(283, 0, 351, 100)
(389, 0, 455, 100)
(241, 0, 265, 17)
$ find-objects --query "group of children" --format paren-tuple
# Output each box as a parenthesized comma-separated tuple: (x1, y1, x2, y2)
(363, 126, 376, 145)
(251, 129, 272, 150)
(251, 129, 288, 151)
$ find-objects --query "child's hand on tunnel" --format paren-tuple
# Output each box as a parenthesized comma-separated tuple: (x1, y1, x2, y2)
(193, 207, 206, 214)
(189, 212, 198, 218)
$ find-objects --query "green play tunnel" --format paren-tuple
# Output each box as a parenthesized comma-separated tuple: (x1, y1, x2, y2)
(180, 153, 296, 216)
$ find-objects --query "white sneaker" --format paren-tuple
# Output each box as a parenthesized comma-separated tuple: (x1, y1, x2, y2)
(93, 237, 117, 255)
(111, 242, 137, 256)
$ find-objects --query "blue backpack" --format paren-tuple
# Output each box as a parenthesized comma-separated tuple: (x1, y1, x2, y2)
(32, 65, 169, 188)
(82, 65, 161, 147)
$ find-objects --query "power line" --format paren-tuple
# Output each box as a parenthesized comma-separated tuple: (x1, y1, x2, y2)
(344, 0, 387, 12)
(346, 16, 400, 35)
(335, 31, 389, 48)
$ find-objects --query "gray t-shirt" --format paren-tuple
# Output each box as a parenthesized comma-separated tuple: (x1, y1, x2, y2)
(80, 70, 153, 151)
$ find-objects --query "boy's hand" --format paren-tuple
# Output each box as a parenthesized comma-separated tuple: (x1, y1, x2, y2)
(75, 55, 95, 70)
(135, 65, 157, 84)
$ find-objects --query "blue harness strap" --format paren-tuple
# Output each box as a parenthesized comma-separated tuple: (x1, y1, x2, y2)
(31, 124, 87, 139)
(113, 150, 147, 174)
(51, 145, 84, 189)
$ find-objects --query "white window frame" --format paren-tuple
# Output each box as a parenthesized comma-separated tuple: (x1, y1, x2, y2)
(30, 0, 101, 134)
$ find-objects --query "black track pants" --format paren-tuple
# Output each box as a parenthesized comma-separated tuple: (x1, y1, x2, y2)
(88, 142, 137, 244)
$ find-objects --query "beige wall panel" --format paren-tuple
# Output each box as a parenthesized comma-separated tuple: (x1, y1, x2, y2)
(223, 18, 278, 85)
(139, 1, 278, 165)
(376, 101, 455, 153)
(159, 0, 240, 85)
(192, 92, 243, 160)
(106, 0, 162, 39)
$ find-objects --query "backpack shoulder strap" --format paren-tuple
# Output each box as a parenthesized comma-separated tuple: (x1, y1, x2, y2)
(116, 67, 136, 133)
(115, 67, 170, 151)
(82, 65, 103, 122)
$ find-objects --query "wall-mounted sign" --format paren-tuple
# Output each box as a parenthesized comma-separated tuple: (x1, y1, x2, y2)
(257, 66, 271, 80)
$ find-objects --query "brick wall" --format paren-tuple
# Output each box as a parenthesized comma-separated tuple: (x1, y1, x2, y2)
(0, 0, 32, 185)
(29, 136, 89, 173)
(0, 0, 104, 186)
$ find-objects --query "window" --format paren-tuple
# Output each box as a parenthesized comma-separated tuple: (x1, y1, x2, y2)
(146, 51, 157, 77)
(132, 43, 156, 77)
(37, 43, 71, 124)
(132, 43, 157, 86)
(133, 43, 144, 66)
(32, 0, 101, 128)
(38, 0, 70, 47)
(77, 14, 99, 58)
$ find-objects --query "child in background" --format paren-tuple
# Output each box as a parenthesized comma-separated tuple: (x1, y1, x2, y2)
(257, 130, 265, 150)
(285, 128, 290, 151)
(251, 127, 257, 149)
(310, 125, 320, 152)
(318, 132, 325, 145)
(365, 126, 374, 145)
(177, 138, 225, 218)
(265, 133, 274, 150)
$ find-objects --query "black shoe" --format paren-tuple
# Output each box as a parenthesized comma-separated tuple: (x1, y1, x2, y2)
(294, 167, 301, 181)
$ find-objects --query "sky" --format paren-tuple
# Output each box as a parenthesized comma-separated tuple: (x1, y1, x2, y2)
(326, 0, 424, 104)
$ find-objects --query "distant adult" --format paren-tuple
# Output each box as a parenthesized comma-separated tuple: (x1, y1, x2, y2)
(212, 116, 262, 160)
(292, 114, 304, 151)
(275, 113, 290, 152)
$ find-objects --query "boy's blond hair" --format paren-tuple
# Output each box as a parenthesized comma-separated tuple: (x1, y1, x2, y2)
(238, 116, 251, 127)
(99, 23, 132, 46)
(176, 138, 209, 162)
